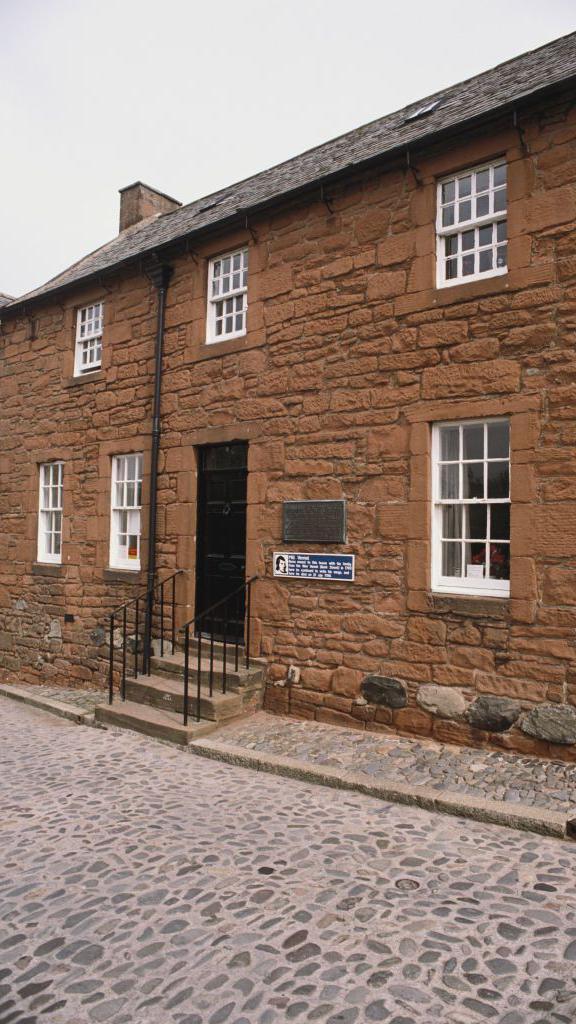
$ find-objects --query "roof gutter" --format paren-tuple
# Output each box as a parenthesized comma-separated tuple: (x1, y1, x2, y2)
(3, 72, 576, 321)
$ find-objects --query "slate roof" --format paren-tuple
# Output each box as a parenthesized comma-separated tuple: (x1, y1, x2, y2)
(0, 293, 14, 307)
(4, 31, 576, 315)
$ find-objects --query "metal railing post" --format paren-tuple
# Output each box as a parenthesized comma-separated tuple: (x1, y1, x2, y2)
(122, 606, 127, 698)
(183, 624, 190, 726)
(133, 599, 139, 685)
(245, 580, 252, 669)
(108, 614, 114, 704)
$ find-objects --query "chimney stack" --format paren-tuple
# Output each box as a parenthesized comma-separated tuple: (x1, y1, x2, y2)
(118, 182, 181, 232)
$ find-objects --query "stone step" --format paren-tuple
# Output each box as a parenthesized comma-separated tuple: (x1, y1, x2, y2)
(95, 700, 216, 745)
(125, 673, 243, 722)
(149, 652, 265, 691)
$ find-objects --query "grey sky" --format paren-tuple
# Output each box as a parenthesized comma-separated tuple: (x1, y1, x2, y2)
(1, 0, 575, 299)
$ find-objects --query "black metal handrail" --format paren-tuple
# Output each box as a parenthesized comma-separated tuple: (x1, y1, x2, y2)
(180, 576, 258, 726)
(108, 570, 183, 705)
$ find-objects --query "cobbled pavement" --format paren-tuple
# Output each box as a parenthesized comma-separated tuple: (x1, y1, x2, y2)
(1, 701, 576, 1024)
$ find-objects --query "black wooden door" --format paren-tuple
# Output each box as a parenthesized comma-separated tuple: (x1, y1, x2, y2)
(195, 442, 248, 641)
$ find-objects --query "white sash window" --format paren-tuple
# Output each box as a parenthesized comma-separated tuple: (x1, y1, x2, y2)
(207, 248, 248, 343)
(436, 162, 507, 288)
(110, 454, 143, 570)
(38, 462, 63, 564)
(432, 419, 510, 597)
(75, 302, 103, 375)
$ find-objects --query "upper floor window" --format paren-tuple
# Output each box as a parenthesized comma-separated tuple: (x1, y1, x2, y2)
(436, 161, 507, 288)
(110, 454, 143, 570)
(75, 302, 103, 375)
(432, 419, 510, 597)
(207, 248, 248, 344)
(38, 462, 63, 564)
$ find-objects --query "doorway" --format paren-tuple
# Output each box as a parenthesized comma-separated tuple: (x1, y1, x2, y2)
(195, 442, 248, 641)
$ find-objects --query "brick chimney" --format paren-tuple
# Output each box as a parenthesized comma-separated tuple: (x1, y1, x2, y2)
(118, 182, 181, 232)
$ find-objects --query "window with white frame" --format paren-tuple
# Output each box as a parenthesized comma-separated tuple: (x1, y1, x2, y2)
(207, 248, 248, 343)
(436, 161, 507, 288)
(38, 462, 63, 564)
(75, 302, 103, 375)
(110, 454, 143, 569)
(432, 419, 510, 597)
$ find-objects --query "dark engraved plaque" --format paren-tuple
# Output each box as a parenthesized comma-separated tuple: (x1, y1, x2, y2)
(282, 500, 346, 543)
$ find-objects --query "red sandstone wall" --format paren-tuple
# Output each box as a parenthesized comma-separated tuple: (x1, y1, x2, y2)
(1, 92, 575, 757)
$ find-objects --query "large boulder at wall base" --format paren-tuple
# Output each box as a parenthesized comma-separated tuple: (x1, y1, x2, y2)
(361, 675, 407, 709)
(467, 695, 522, 733)
(520, 704, 576, 745)
(416, 684, 467, 720)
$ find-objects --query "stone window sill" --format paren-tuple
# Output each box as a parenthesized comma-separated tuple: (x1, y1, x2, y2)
(103, 568, 143, 583)
(430, 592, 509, 619)
(32, 562, 65, 577)
(193, 333, 263, 363)
(63, 370, 105, 388)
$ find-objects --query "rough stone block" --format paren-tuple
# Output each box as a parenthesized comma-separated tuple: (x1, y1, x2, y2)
(416, 684, 468, 720)
(361, 675, 407, 708)
(467, 696, 522, 733)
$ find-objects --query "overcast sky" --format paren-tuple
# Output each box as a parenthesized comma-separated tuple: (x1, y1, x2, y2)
(1, 0, 575, 298)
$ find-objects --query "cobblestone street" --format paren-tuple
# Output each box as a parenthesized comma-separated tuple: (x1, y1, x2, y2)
(2, 702, 576, 1024)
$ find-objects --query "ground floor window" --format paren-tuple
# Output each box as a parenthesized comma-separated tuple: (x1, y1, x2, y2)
(432, 418, 510, 597)
(38, 462, 63, 563)
(110, 454, 143, 569)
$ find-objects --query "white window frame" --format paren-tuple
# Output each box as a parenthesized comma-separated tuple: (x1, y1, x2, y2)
(436, 160, 508, 289)
(110, 454, 143, 570)
(74, 301, 104, 376)
(37, 462, 64, 564)
(431, 418, 511, 598)
(206, 248, 248, 344)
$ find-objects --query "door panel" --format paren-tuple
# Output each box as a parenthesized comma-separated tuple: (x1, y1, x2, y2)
(195, 442, 248, 641)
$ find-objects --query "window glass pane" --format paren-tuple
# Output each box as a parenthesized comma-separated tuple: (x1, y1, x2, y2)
(442, 205, 455, 227)
(126, 482, 135, 507)
(446, 258, 458, 279)
(458, 200, 472, 222)
(442, 542, 461, 577)
(465, 543, 486, 578)
(440, 426, 459, 461)
(494, 187, 507, 212)
(465, 504, 487, 539)
(442, 505, 462, 539)
(479, 224, 492, 247)
(496, 220, 507, 242)
(490, 504, 510, 540)
(462, 253, 475, 276)
(496, 245, 507, 268)
(461, 230, 475, 251)
(440, 463, 459, 500)
(479, 250, 493, 272)
(458, 176, 472, 197)
(463, 462, 484, 499)
(487, 421, 509, 458)
(493, 164, 507, 186)
(462, 424, 484, 460)
(128, 536, 139, 559)
(476, 169, 490, 192)
(490, 543, 510, 580)
(442, 180, 455, 203)
(445, 235, 458, 256)
(476, 193, 489, 217)
(487, 461, 509, 498)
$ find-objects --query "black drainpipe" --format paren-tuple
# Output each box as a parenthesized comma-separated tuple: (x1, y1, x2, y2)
(143, 255, 173, 672)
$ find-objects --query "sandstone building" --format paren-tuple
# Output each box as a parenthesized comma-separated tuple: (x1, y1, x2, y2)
(1, 34, 576, 757)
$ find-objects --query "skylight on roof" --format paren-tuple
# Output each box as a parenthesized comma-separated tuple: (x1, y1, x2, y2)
(403, 99, 442, 123)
